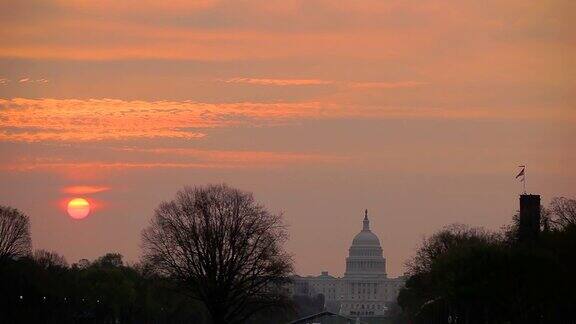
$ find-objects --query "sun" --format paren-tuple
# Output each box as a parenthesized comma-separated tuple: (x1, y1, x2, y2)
(67, 198, 90, 219)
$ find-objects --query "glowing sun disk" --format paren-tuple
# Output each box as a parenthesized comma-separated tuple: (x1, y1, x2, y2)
(67, 198, 90, 219)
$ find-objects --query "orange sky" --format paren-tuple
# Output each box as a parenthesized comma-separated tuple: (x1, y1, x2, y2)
(0, 0, 574, 277)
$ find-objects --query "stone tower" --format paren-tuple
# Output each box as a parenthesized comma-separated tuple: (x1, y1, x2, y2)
(518, 194, 541, 243)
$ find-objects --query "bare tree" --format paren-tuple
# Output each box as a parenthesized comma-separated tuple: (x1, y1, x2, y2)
(141, 184, 293, 324)
(549, 197, 576, 229)
(34, 249, 68, 268)
(0, 205, 32, 261)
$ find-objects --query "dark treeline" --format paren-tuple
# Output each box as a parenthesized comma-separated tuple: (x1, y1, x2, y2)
(0, 252, 208, 323)
(0, 251, 326, 323)
(397, 197, 576, 324)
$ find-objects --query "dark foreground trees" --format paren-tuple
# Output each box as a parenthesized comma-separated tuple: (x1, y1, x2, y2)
(398, 197, 576, 324)
(0, 205, 32, 261)
(142, 184, 293, 324)
(0, 251, 208, 323)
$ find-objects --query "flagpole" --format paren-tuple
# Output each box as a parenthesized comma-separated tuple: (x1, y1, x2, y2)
(523, 165, 527, 194)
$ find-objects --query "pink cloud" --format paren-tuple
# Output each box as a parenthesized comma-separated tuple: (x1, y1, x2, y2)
(221, 78, 427, 89)
(14, 78, 50, 84)
(0, 161, 232, 172)
(348, 81, 427, 89)
(62, 185, 110, 194)
(1, 98, 573, 143)
(1, 0, 571, 65)
(0, 148, 349, 172)
(223, 78, 334, 86)
(115, 147, 349, 164)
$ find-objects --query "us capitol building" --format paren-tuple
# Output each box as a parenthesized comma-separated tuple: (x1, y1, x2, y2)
(291, 210, 405, 318)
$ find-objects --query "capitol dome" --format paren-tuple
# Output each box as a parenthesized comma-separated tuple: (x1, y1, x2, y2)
(344, 210, 387, 277)
(351, 209, 381, 246)
(352, 228, 381, 246)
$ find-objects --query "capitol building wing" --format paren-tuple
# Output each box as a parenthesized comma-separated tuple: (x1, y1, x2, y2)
(291, 210, 405, 318)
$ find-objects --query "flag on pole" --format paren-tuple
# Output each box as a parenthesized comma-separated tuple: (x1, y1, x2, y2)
(516, 168, 525, 179)
(516, 165, 526, 193)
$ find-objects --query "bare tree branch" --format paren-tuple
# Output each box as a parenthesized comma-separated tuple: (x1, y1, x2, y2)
(549, 197, 576, 229)
(0, 205, 32, 261)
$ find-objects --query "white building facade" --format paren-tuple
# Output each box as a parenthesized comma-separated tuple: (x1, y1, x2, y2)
(291, 210, 405, 317)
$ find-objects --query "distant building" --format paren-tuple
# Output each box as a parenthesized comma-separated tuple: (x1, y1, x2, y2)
(291, 210, 405, 319)
(289, 311, 364, 324)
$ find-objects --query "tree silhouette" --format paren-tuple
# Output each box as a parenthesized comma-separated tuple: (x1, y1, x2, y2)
(33, 249, 68, 269)
(549, 197, 576, 229)
(405, 224, 498, 275)
(141, 184, 293, 324)
(399, 203, 576, 323)
(95, 252, 124, 268)
(0, 205, 32, 261)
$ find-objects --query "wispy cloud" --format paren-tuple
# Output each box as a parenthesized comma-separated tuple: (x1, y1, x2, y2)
(62, 185, 110, 194)
(222, 78, 333, 86)
(347, 81, 427, 89)
(0, 98, 336, 143)
(0, 148, 348, 172)
(220, 78, 426, 89)
(0, 161, 231, 172)
(2, 0, 569, 62)
(13, 78, 49, 84)
(115, 147, 349, 164)
(1, 98, 572, 143)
